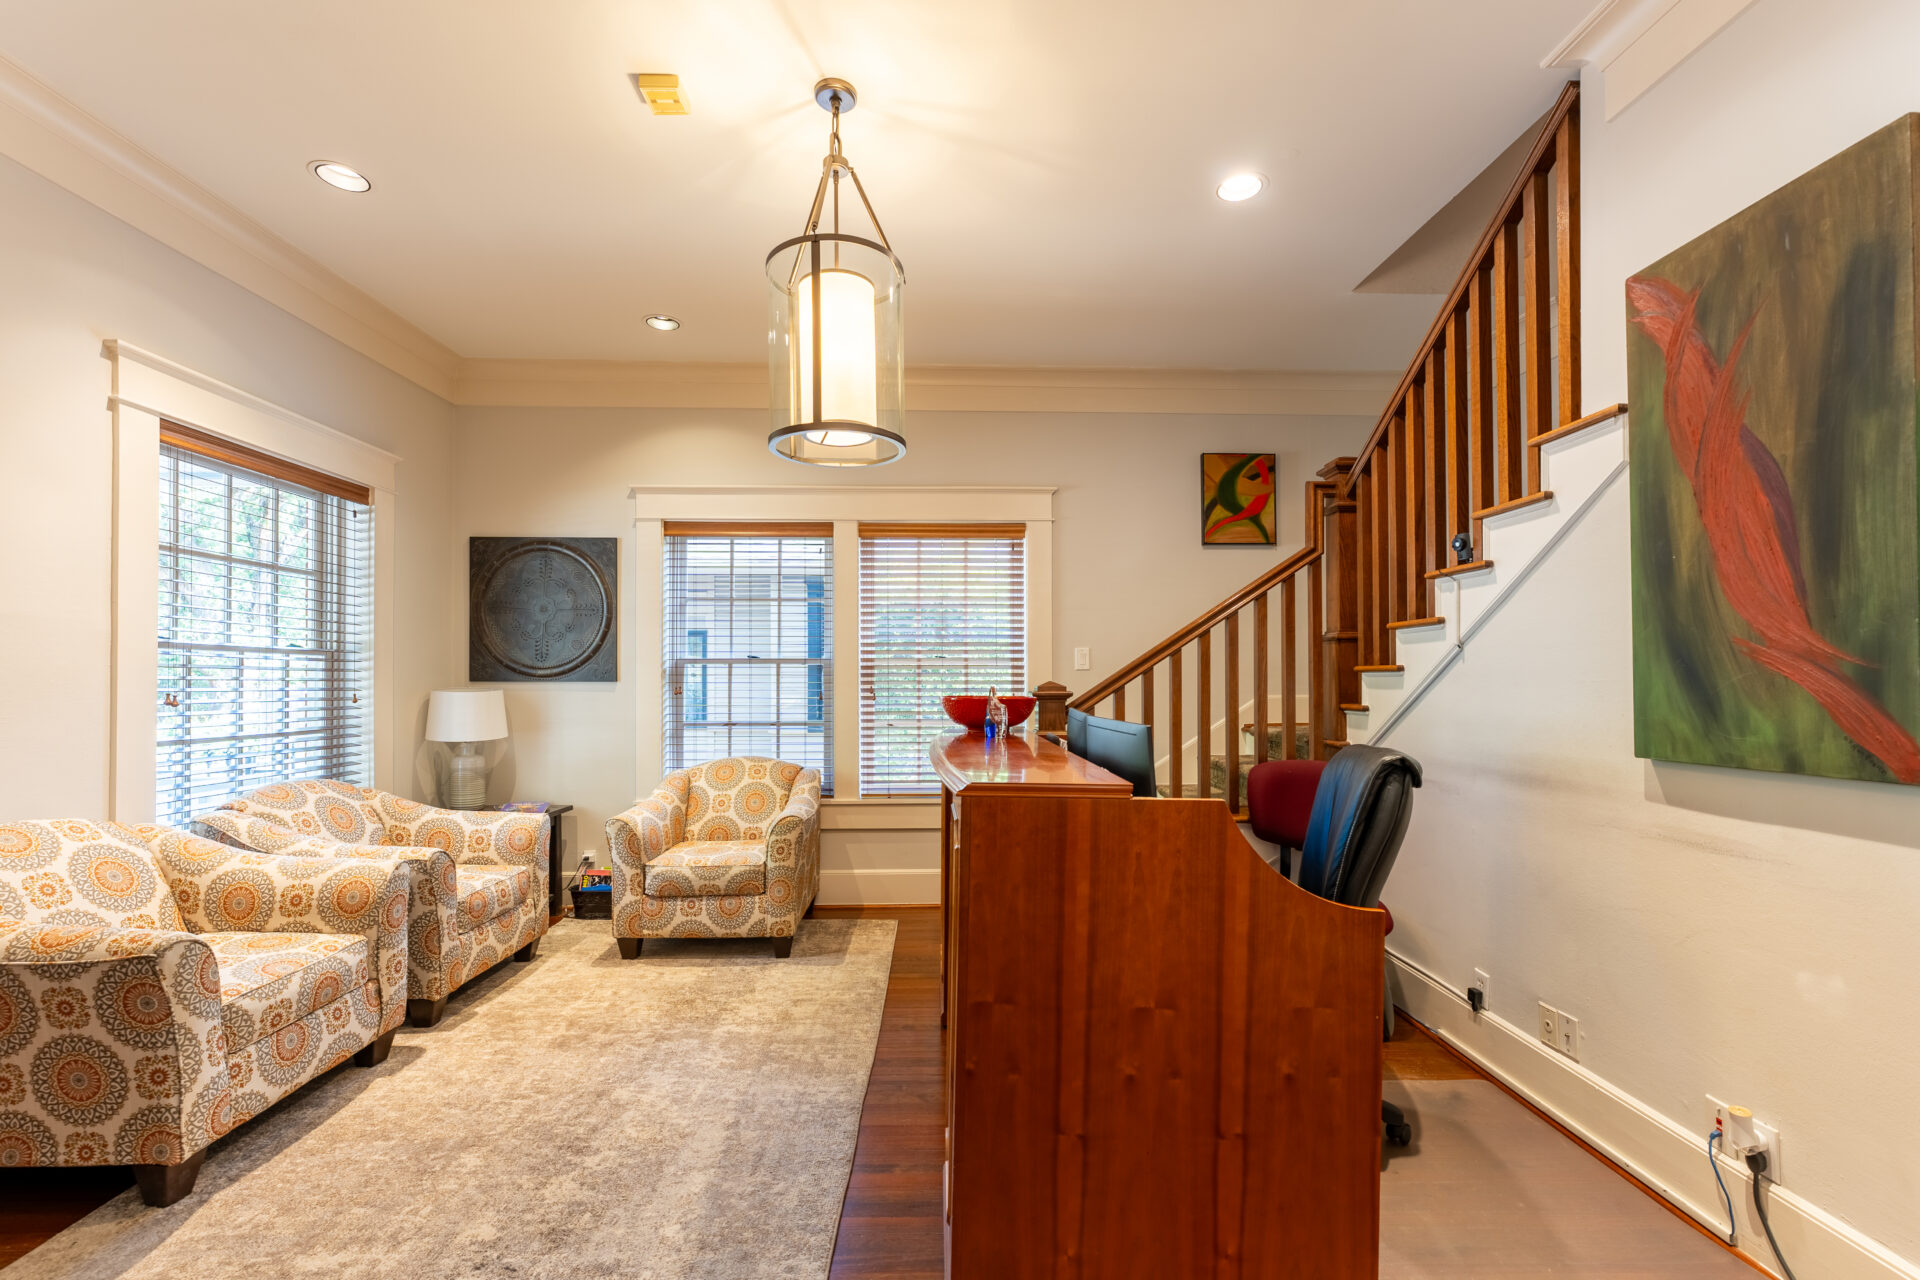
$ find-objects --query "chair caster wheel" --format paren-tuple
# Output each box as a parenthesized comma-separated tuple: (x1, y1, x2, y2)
(1385, 1122, 1413, 1147)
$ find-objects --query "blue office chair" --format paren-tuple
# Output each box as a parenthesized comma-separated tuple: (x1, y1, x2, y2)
(1293, 744, 1423, 1146)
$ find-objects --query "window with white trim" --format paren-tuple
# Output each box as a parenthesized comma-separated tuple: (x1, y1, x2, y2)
(156, 423, 374, 826)
(662, 525, 834, 792)
(858, 525, 1027, 796)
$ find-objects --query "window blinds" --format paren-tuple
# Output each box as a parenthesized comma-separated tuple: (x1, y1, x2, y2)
(157, 428, 374, 827)
(858, 527, 1027, 796)
(663, 530, 834, 793)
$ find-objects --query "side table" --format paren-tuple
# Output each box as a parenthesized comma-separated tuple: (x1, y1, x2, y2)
(484, 802, 574, 917)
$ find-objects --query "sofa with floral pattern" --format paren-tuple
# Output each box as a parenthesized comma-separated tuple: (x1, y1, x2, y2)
(605, 757, 820, 958)
(0, 819, 410, 1205)
(191, 781, 549, 1026)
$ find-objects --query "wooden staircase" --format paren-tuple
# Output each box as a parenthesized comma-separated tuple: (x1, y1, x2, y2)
(1070, 81, 1618, 815)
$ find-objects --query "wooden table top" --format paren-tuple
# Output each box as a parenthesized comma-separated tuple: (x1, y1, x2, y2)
(929, 728, 1134, 797)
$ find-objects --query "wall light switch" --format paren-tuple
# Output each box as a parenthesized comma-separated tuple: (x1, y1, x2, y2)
(1073, 647, 1091, 670)
(1558, 1012, 1579, 1061)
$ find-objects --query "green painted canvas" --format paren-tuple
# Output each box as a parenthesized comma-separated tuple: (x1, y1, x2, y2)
(1627, 115, 1920, 784)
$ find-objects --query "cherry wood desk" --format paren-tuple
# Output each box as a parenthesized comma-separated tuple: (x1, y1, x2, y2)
(932, 728, 1384, 1279)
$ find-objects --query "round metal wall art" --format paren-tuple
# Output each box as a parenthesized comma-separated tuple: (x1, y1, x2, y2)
(468, 537, 617, 682)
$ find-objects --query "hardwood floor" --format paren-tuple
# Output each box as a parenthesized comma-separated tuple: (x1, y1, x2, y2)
(2, 905, 1753, 1278)
(818, 906, 946, 1279)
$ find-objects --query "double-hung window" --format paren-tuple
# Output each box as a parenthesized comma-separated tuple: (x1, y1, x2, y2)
(858, 524, 1027, 796)
(156, 422, 374, 827)
(662, 524, 834, 792)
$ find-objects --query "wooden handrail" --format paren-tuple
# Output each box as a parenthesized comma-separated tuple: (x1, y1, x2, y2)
(1338, 81, 1581, 500)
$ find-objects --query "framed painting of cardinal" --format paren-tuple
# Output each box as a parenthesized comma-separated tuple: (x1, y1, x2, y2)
(1201, 453, 1277, 545)
(1627, 114, 1920, 785)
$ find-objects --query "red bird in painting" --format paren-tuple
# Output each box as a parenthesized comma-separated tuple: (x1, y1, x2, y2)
(1628, 275, 1920, 783)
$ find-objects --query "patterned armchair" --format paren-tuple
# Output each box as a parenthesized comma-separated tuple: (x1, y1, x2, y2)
(0, 819, 409, 1206)
(192, 781, 549, 1026)
(605, 757, 821, 958)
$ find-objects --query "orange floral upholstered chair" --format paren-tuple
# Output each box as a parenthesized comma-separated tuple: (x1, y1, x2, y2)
(0, 819, 410, 1206)
(192, 780, 548, 1026)
(605, 757, 821, 958)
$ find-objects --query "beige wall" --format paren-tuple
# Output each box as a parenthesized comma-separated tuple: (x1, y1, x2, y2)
(449, 405, 1369, 897)
(0, 153, 458, 817)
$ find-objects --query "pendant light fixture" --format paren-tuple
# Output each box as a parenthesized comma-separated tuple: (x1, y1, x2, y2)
(766, 78, 906, 467)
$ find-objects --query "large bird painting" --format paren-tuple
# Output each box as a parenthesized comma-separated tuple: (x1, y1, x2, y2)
(1627, 115, 1920, 785)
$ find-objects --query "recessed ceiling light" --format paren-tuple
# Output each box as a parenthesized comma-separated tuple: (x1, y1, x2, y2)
(1216, 172, 1266, 203)
(310, 161, 371, 193)
(645, 314, 681, 331)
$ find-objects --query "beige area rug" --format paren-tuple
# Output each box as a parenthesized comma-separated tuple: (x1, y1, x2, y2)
(1382, 1079, 1755, 1278)
(9, 917, 898, 1280)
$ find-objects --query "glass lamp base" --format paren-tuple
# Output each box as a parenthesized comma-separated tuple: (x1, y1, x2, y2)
(444, 746, 489, 810)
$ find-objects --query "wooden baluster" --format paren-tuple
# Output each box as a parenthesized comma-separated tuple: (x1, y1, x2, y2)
(1555, 107, 1582, 428)
(1142, 665, 1155, 784)
(1169, 646, 1184, 798)
(1374, 442, 1393, 661)
(1356, 466, 1373, 667)
(1196, 625, 1211, 800)
(1280, 577, 1296, 760)
(1225, 607, 1241, 812)
(1522, 165, 1554, 494)
(1493, 217, 1522, 503)
(1254, 591, 1270, 766)
(1382, 420, 1402, 635)
(1420, 351, 1444, 614)
(1401, 397, 1426, 624)
(1468, 263, 1495, 548)
(1307, 557, 1324, 759)
(1444, 309, 1470, 564)
(1113, 684, 1125, 722)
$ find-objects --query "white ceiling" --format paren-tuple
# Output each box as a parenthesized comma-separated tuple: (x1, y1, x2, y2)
(0, 0, 1593, 370)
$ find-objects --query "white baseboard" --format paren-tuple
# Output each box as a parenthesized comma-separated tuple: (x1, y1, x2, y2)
(1389, 951, 1920, 1280)
(816, 868, 939, 906)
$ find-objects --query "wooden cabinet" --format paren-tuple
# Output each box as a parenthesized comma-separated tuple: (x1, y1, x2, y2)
(932, 729, 1384, 1279)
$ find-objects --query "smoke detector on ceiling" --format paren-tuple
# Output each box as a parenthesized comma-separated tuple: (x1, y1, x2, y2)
(632, 74, 688, 116)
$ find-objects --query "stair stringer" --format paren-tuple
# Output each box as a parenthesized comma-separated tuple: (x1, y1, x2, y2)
(1346, 413, 1628, 746)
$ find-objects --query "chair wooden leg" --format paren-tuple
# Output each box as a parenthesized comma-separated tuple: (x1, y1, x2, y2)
(132, 1150, 206, 1207)
(616, 937, 642, 960)
(513, 938, 540, 962)
(354, 1029, 397, 1067)
(771, 936, 793, 959)
(407, 997, 448, 1028)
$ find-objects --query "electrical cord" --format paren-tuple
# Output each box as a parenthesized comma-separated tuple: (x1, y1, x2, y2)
(1705, 1129, 1735, 1244)
(1745, 1151, 1798, 1280)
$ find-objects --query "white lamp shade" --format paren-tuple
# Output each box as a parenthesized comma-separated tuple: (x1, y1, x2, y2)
(793, 267, 878, 436)
(425, 689, 509, 742)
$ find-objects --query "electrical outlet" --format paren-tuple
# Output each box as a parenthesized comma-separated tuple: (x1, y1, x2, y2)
(1537, 1001, 1558, 1047)
(1557, 1012, 1580, 1061)
(1473, 969, 1490, 1000)
(1073, 646, 1091, 670)
(1708, 1097, 1781, 1183)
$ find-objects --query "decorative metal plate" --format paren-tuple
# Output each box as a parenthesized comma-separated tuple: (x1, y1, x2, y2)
(469, 537, 617, 681)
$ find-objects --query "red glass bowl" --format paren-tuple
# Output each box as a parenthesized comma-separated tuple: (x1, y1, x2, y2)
(942, 694, 1037, 731)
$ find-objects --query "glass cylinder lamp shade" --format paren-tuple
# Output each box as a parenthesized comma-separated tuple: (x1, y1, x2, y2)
(767, 233, 905, 466)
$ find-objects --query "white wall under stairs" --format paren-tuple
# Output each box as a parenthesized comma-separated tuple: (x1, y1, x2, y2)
(1343, 412, 1628, 748)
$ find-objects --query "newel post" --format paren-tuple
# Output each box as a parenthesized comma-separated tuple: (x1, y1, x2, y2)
(1033, 681, 1072, 734)
(1317, 458, 1361, 755)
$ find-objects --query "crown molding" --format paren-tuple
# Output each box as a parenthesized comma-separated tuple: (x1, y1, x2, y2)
(456, 359, 1400, 415)
(0, 53, 461, 398)
(1543, 0, 1758, 119)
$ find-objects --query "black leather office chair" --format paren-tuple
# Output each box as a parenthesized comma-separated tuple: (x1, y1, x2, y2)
(1293, 744, 1423, 1146)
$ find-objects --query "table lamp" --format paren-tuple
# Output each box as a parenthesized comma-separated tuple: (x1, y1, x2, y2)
(426, 689, 509, 810)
